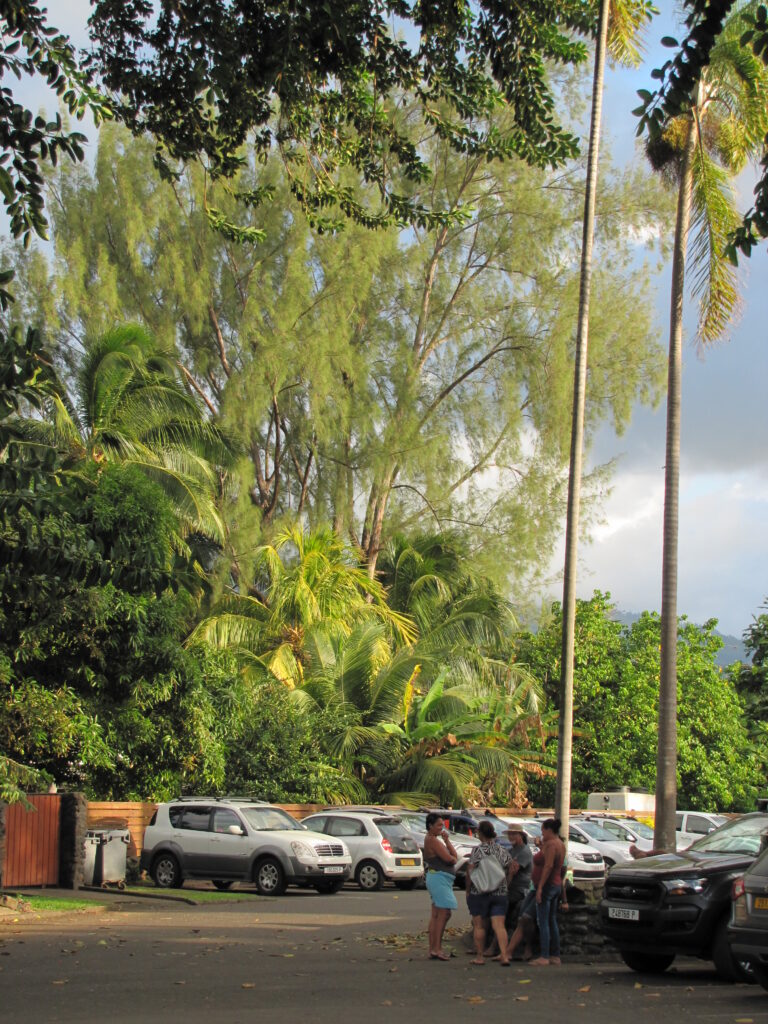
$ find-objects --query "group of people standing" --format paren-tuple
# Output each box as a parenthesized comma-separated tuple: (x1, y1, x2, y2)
(423, 813, 567, 966)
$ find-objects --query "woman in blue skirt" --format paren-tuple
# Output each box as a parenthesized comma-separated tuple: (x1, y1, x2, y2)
(423, 812, 459, 960)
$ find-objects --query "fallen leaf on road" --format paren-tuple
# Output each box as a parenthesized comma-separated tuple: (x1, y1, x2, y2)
(174, 981, 185, 986)
(734, 1019, 754, 1023)
(381, 1000, 392, 1006)
(467, 996, 485, 1004)
(97, 940, 108, 947)
(645, 993, 660, 998)
(242, 983, 256, 989)
(51, 980, 68, 986)
(518, 979, 531, 985)
(577, 986, 591, 993)
(388, 966, 398, 973)
(634, 982, 643, 989)
(515, 996, 529, 1002)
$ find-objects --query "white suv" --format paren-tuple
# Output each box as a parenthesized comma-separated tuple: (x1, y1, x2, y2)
(301, 810, 423, 890)
(140, 799, 352, 895)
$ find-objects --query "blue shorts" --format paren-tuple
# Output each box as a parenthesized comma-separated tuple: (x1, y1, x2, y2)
(466, 892, 508, 919)
(426, 869, 458, 910)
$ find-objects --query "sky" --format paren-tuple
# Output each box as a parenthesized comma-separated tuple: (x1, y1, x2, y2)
(8, 2, 768, 638)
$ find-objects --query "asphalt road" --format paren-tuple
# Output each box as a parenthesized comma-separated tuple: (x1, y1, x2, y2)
(1, 886, 767, 1024)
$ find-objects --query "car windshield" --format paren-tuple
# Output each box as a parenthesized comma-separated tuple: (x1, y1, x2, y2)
(399, 813, 427, 831)
(630, 821, 654, 839)
(374, 818, 413, 841)
(577, 821, 621, 843)
(240, 807, 305, 831)
(689, 815, 767, 855)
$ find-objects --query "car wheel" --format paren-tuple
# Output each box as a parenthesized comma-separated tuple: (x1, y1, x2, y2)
(212, 879, 234, 891)
(151, 853, 182, 889)
(711, 916, 753, 982)
(314, 879, 344, 894)
(394, 879, 417, 890)
(254, 856, 287, 896)
(356, 860, 384, 891)
(620, 949, 675, 974)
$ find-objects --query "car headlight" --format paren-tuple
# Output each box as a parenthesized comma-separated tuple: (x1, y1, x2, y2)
(568, 851, 587, 862)
(291, 840, 317, 862)
(662, 877, 708, 896)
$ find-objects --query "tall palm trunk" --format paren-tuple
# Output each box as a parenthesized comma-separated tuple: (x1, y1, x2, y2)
(655, 116, 697, 852)
(554, 0, 611, 830)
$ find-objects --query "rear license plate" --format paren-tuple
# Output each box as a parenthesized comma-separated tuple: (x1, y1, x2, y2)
(324, 866, 344, 874)
(398, 858, 416, 866)
(755, 897, 768, 910)
(608, 907, 640, 921)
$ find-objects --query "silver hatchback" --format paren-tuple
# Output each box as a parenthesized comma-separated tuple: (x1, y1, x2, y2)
(302, 811, 423, 891)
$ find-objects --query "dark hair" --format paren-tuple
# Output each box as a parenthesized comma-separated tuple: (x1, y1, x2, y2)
(541, 818, 562, 835)
(478, 820, 496, 840)
(425, 812, 443, 829)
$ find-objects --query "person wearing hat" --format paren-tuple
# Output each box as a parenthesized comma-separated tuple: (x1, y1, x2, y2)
(504, 825, 533, 933)
(483, 824, 534, 958)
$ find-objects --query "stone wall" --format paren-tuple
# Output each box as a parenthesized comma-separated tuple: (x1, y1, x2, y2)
(558, 883, 618, 960)
(59, 792, 88, 889)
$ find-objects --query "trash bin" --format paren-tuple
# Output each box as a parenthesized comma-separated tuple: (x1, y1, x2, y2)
(83, 829, 131, 888)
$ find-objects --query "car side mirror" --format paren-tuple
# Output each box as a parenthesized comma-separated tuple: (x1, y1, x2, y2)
(227, 824, 245, 836)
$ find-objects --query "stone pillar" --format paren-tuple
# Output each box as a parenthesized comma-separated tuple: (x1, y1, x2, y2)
(59, 792, 87, 889)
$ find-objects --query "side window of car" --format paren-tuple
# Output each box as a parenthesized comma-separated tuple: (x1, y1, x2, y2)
(688, 814, 714, 835)
(675, 813, 685, 830)
(569, 830, 587, 844)
(180, 807, 212, 831)
(168, 805, 185, 828)
(601, 821, 620, 838)
(306, 816, 328, 833)
(212, 808, 243, 834)
(327, 817, 365, 838)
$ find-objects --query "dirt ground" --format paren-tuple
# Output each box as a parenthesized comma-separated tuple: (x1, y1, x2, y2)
(1, 886, 767, 1024)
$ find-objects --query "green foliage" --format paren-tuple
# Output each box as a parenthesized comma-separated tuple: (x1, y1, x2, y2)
(517, 592, 760, 810)
(732, 599, 768, 726)
(86, 0, 597, 231)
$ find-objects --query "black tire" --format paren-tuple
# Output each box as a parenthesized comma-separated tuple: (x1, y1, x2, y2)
(151, 852, 182, 889)
(711, 917, 753, 982)
(356, 860, 384, 891)
(394, 879, 418, 891)
(314, 879, 344, 894)
(253, 856, 287, 896)
(212, 879, 234, 891)
(620, 949, 676, 974)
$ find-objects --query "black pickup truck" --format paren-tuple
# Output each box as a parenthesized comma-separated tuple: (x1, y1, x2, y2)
(600, 812, 768, 980)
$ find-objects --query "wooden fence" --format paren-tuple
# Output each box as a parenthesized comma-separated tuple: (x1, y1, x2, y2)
(3, 795, 61, 887)
(87, 802, 157, 861)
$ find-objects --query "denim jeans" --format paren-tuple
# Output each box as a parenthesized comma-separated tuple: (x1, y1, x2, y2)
(535, 882, 561, 958)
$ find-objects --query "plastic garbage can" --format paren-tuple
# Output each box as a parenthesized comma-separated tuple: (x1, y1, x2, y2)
(83, 829, 131, 888)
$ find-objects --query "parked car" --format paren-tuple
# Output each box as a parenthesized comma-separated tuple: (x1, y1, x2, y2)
(600, 811, 768, 980)
(423, 808, 512, 849)
(581, 815, 655, 853)
(397, 810, 478, 886)
(676, 810, 729, 849)
(502, 817, 606, 883)
(140, 798, 352, 895)
(570, 817, 634, 866)
(729, 842, 768, 991)
(301, 810, 423, 891)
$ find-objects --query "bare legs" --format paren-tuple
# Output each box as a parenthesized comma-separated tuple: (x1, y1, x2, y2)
(429, 906, 452, 960)
(503, 915, 534, 961)
(472, 915, 509, 965)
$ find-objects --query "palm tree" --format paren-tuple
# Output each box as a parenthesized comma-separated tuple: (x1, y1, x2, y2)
(556, 0, 655, 828)
(648, 2, 768, 850)
(19, 324, 235, 546)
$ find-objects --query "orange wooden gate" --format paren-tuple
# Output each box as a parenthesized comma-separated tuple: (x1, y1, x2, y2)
(3, 795, 61, 886)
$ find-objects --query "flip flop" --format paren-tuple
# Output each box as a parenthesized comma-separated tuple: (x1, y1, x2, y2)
(470, 958, 485, 965)
(429, 952, 451, 961)
(499, 960, 511, 967)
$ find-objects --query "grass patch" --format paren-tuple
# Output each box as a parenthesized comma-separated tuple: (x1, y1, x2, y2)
(120, 885, 262, 903)
(9, 894, 104, 912)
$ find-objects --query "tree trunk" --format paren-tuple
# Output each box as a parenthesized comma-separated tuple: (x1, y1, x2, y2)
(554, 0, 610, 834)
(655, 117, 697, 853)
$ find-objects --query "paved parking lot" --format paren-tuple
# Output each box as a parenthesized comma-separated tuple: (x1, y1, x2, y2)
(1, 886, 767, 1023)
